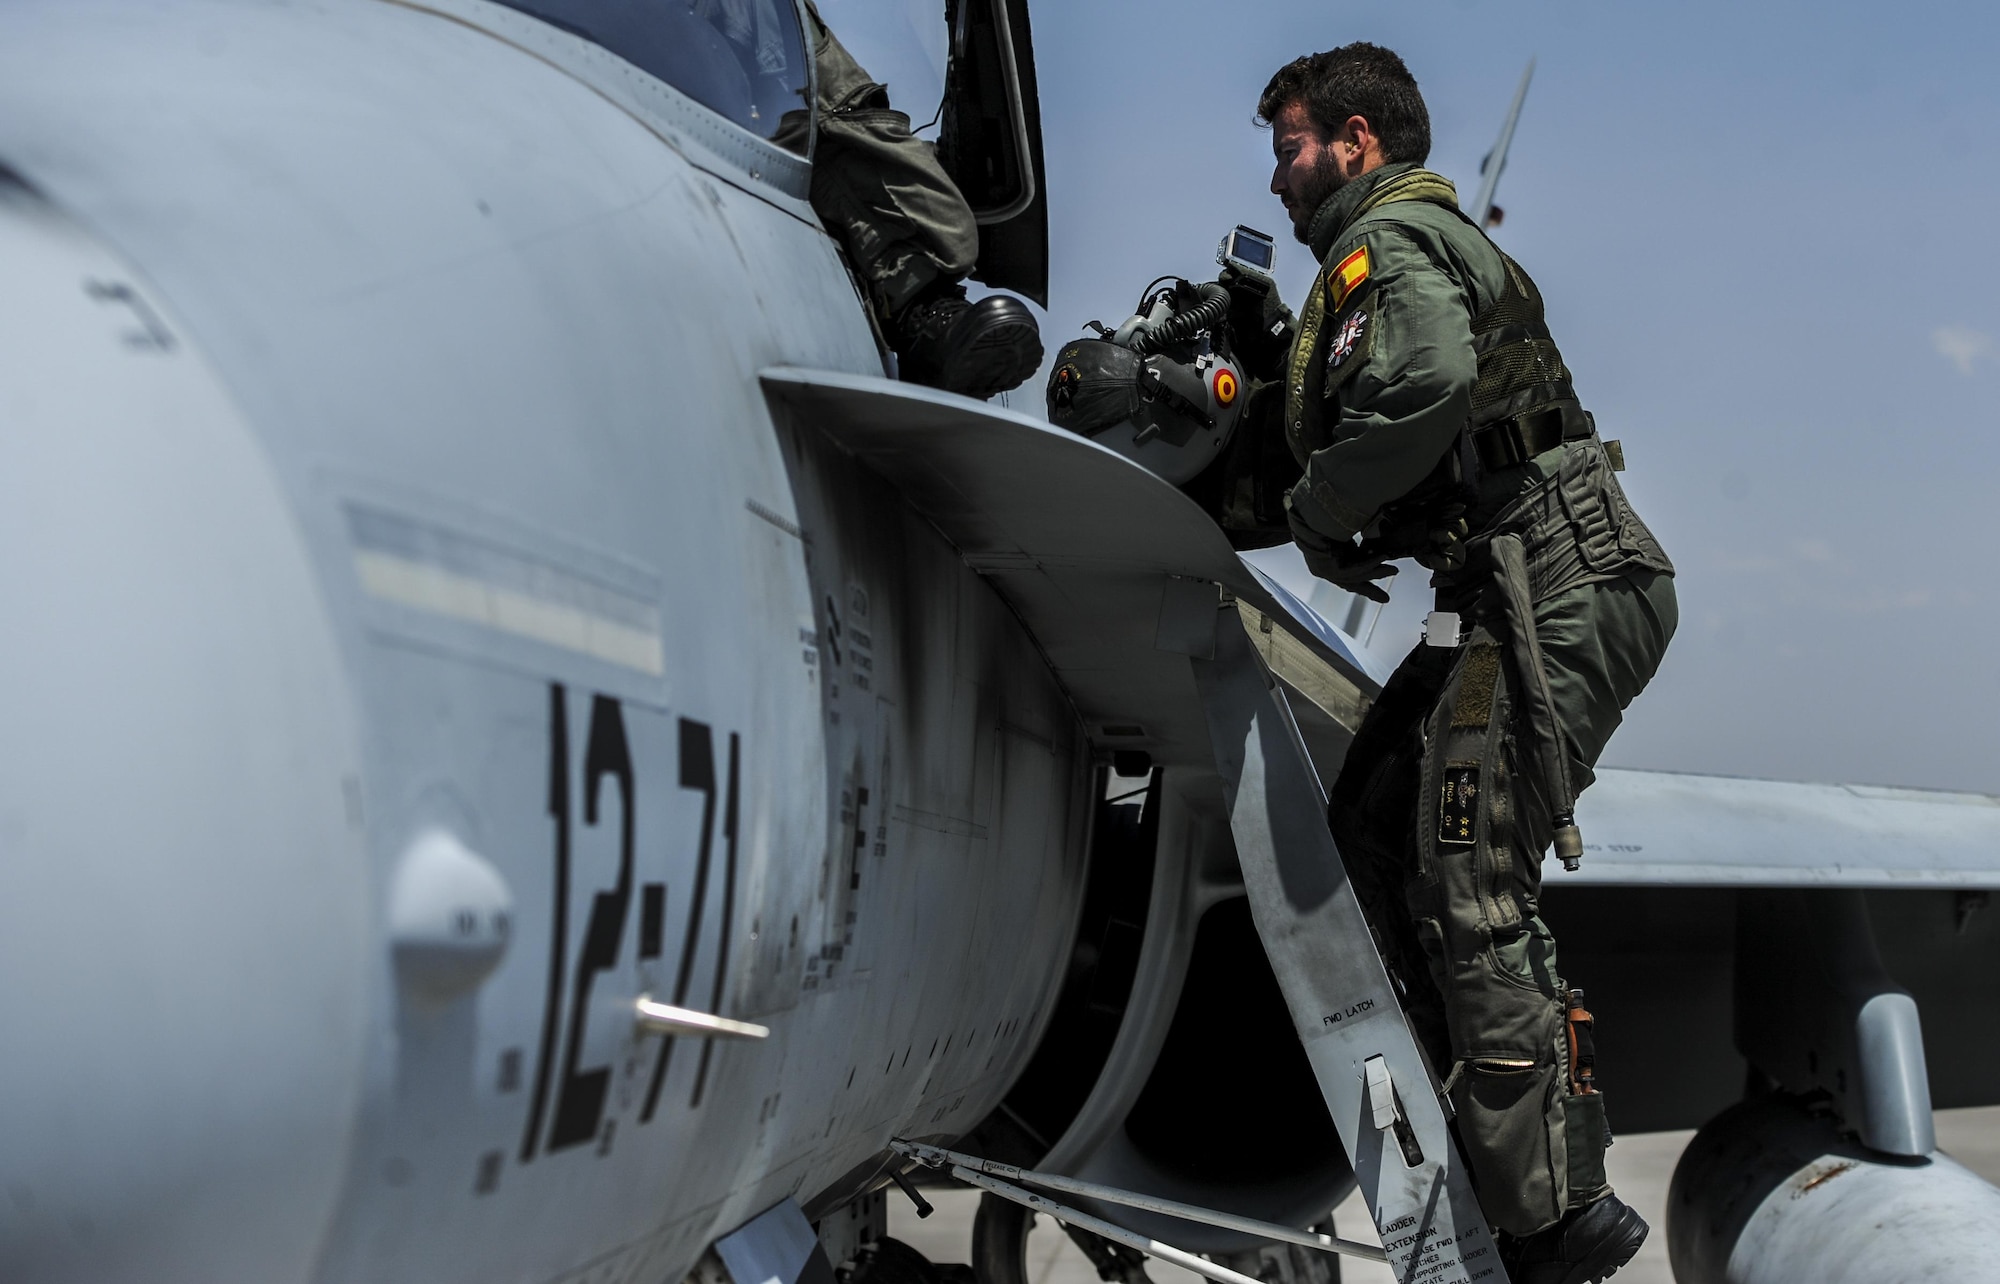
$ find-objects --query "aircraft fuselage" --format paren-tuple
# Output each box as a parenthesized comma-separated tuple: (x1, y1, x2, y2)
(0, 2, 1089, 1280)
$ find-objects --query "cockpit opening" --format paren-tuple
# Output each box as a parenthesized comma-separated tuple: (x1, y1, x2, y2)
(494, 0, 811, 150)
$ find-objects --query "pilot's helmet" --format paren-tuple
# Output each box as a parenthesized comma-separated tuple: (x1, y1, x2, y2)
(1046, 338, 1243, 488)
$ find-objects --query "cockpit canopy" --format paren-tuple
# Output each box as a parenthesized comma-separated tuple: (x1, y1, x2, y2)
(496, 0, 812, 151)
(490, 0, 1046, 302)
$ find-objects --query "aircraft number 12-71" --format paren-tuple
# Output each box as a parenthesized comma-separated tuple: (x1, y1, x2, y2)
(519, 684, 742, 1165)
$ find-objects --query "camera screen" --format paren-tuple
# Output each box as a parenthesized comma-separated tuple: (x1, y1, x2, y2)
(1232, 232, 1273, 269)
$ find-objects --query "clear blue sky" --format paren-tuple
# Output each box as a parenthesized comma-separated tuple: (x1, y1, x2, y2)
(832, 0, 2000, 793)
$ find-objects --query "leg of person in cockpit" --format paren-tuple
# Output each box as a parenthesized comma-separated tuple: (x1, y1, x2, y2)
(800, 3, 1042, 400)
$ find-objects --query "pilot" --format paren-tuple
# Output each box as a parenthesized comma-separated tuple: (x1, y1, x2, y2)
(783, 4, 1043, 401)
(1241, 44, 1678, 1284)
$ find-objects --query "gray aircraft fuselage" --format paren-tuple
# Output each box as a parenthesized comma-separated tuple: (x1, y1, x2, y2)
(0, 2, 1087, 1281)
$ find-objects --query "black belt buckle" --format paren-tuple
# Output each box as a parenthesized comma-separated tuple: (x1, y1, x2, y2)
(1475, 418, 1530, 471)
(1475, 406, 1574, 472)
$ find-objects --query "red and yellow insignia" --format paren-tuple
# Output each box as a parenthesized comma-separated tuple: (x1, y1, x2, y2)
(1213, 368, 1238, 407)
(1329, 308, 1369, 370)
(1330, 245, 1371, 309)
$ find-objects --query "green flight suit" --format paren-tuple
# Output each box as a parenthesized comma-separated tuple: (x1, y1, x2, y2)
(791, 3, 981, 319)
(1283, 163, 1678, 1236)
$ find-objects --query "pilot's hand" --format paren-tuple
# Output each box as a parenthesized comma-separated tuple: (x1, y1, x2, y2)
(1288, 500, 1396, 603)
(1322, 555, 1398, 604)
(1219, 266, 1293, 381)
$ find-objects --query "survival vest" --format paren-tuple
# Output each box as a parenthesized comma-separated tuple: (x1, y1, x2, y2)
(1289, 172, 1672, 599)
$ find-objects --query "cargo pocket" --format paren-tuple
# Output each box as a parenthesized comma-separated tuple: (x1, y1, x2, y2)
(1557, 442, 1623, 574)
(1563, 1090, 1611, 1203)
(1489, 917, 1560, 996)
(1451, 1058, 1564, 1235)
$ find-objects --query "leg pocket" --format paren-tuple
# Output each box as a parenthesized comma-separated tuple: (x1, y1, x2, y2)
(1451, 1059, 1565, 1235)
(1563, 1091, 1611, 1204)
(1488, 916, 1561, 996)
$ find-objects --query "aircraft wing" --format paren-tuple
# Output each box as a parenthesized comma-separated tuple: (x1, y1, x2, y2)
(1241, 565, 2000, 890)
(1242, 568, 2000, 890)
(1566, 768, 2000, 887)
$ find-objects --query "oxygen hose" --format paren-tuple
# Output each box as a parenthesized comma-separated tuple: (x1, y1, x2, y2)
(1128, 282, 1230, 355)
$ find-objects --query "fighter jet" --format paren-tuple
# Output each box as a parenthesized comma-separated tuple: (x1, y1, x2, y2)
(0, 4, 1995, 1284)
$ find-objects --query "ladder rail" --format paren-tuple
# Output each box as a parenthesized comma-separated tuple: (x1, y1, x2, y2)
(892, 1140, 1389, 1263)
(947, 1164, 1276, 1284)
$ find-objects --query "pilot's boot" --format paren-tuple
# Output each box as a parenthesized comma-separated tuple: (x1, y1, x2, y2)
(892, 282, 1042, 400)
(1498, 1193, 1649, 1284)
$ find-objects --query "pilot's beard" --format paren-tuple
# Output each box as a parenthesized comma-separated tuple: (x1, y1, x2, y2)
(1288, 156, 1347, 244)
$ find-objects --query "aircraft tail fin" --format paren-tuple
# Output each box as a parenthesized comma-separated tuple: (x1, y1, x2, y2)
(1470, 58, 1535, 230)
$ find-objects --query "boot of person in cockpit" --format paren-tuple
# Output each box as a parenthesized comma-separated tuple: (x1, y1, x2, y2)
(797, 2, 1041, 401)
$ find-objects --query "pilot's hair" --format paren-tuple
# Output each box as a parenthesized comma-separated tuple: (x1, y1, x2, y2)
(1257, 43, 1431, 166)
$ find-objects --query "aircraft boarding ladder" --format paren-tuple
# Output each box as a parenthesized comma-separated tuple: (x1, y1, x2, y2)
(767, 370, 1504, 1284)
(903, 600, 1506, 1284)
(1188, 602, 1505, 1283)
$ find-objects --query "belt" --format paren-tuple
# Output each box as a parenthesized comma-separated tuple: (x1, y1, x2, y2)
(1471, 402, 1594, 472)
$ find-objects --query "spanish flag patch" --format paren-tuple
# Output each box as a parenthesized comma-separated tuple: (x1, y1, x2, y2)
(1330, 245, 1371, 309)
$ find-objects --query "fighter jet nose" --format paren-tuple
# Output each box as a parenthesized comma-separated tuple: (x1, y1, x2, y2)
(0, 181, 371, 1281)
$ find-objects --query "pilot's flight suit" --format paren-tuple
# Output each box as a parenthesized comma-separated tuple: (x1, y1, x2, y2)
(1281, 163, 1677, 1236)
(793, 4, 981, 320)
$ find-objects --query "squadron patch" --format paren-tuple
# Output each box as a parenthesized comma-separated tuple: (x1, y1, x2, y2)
(1330, 244, 1371, 308)
(1329, 309, 1370, 372)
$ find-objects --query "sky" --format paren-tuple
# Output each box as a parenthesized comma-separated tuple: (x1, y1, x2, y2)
(828, 0, 2000, 794)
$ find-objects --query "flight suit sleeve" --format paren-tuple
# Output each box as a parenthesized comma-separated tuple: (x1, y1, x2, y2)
(1288, 226, 1477, 542)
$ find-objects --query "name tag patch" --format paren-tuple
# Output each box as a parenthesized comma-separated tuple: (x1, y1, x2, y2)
(1438, 763, 1480, 846)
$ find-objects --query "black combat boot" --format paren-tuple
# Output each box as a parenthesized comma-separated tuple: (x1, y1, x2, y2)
(892, 282, 1042, 400)
(1498, 1193, 1649, 1284)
